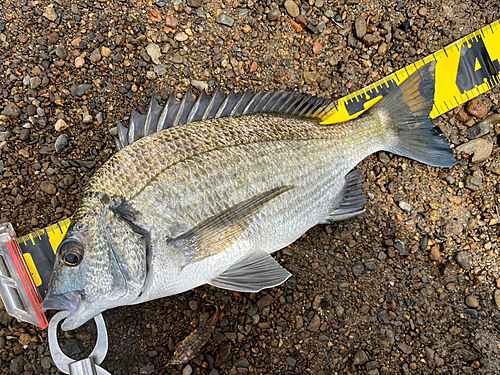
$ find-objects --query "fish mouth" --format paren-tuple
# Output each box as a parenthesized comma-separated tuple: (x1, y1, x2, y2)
(42, 291, 88, 331)
(42, 290, 82, 312)
(43, 291, 103, 331)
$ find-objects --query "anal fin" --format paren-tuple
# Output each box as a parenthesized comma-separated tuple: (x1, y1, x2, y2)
(321, 169, 367, 223)
(209, 251, 291, 293)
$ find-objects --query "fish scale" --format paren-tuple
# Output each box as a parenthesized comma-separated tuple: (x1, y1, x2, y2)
(131, 118, 378, 302)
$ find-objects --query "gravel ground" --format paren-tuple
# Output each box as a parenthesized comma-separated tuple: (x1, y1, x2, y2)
(1, 0, 500, 374)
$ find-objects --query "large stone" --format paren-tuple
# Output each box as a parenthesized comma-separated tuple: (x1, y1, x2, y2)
(257, 294, 274, 310)
(466, 98, 488, 118)
(1, 103, 21, 118)
(216, 14, 234, 27)
(285, 0, 299, 18)
(43, 4, 58, 21)
(456, 138, 493, 163)
(55, 134, 70, 153)
(186, 0, 202, 7)
(40, 181, 57, 195)
(354, 16, 367, 39)
(352, 349, 369, 365)
(10, 355, 25, 374)
(146, 44, 161, 64)
(56, 45, 68, 59)
(70, 84, 93, 97)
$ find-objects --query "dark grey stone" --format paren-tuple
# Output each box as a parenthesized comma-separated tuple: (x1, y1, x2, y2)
(70, 84, 93, 97)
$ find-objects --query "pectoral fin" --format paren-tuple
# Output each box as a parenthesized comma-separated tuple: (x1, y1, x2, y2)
(209, 251, 291, 293)
(168, 186, 294, 266)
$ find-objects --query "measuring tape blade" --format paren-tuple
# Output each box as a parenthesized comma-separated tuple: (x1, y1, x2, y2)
(1, 21, 500, 327)
(323, 20, 500, 124)
(15, 218, 72, 299)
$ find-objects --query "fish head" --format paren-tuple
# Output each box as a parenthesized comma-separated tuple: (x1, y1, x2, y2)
(43, 201, 148, 331)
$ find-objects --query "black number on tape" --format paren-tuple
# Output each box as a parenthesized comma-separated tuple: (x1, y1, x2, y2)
(455, 37, 500, 93)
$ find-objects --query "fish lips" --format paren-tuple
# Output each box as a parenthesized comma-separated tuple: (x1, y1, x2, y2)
(42, 290, 87, 330)
(42, 290, 81, 310)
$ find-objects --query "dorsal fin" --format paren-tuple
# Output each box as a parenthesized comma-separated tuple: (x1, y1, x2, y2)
(114, 88, 336, 150)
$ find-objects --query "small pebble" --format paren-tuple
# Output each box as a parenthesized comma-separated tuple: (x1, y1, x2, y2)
(2, 103, 22, 118)
(43, 4, 58, 21)
(89, 49, 101, 62)
(48, 32, 59, 44)
(352, 260, 365, 276)
(63, 175, 75, 186)
(429, 246, 442, 261)
(26, 104, 37, 116)
(191, 79, 208, 92)
(19, 128, 31, 141)
(56, 45, 68, 59)
(466, 98, 488, 118)
(257, 294, 274, 310)
(182, 365, 192, 375)
(40, 181, 57, 195)
(456, 251, 471, 269)
(424, 347, 435, 360)
(234, 357, 249, 368)
(101, 46, 112, 57)
(352, 349, 369, 365)
(268, 7, 281, 21)
(70, 84, 93, 97)
(398, 201, 411, 212)
(54, 119, 68, 131)
(146, 44, 161, 64)
(354, 16, 367, 39)
(284, 0, 300, 18)
(286, 356, 296, 367)
(75, 56, 85, 68)
(175, 32, 188, 42)
(456, 138, 493, 163)
(465, 295, 479, 308)
(307, 314, 321, 332)
(30, 76, 42, 89)
(466, 121, 491, 139)
(216, 14, 234, 27)
(55, 134, 70, 153)
(165, 16, 178, 28)
(378, 152, 390, 163)
(464, 308, 478, 319)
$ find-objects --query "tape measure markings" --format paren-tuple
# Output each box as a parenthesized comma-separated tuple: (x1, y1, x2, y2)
(323, 20, 500, 124)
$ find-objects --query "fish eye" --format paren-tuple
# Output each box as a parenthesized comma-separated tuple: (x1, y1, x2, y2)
(59, 239, 84, 267)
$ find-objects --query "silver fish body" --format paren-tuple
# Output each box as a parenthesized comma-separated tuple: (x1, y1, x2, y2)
(43, 62, 455, 330)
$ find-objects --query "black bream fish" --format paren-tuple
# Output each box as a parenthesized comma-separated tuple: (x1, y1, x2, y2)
(42, 62, 454, 330)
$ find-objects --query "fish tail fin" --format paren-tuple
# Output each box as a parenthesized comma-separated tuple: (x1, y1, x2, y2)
(371, 61, 455, 168)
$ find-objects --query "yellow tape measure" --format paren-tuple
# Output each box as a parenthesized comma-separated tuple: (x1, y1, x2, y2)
(15, 218, 71, 297)
(324, 20, 500, 123)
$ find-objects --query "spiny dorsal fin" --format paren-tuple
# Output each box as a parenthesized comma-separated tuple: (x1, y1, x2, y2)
(114, 88, 336, 150)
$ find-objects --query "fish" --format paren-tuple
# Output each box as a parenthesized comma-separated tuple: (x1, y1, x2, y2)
(42, 62, 455, 331)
